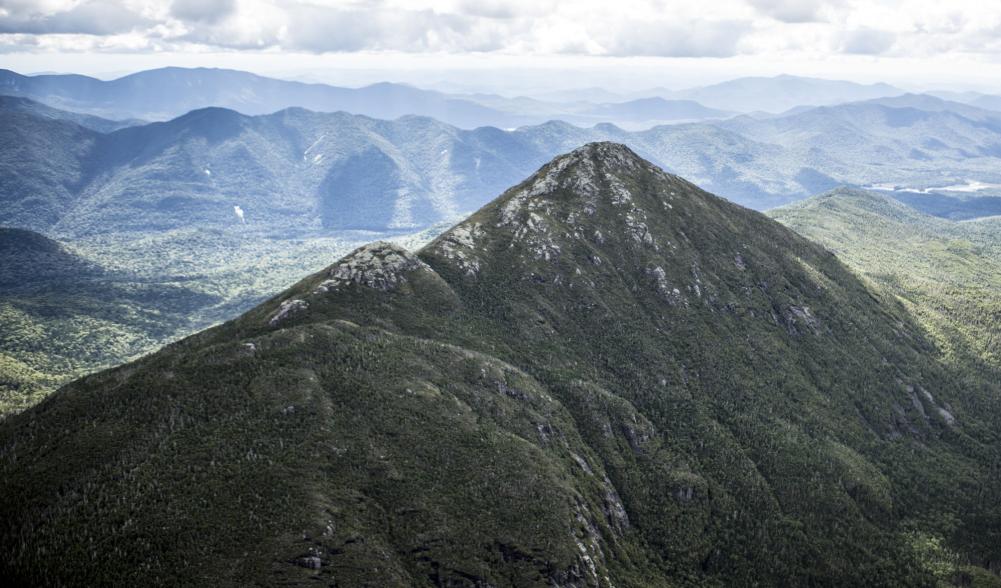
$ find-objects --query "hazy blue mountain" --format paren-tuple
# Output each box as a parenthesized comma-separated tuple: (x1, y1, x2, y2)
(0, 100, 782, 235)
(12, 68, 958, 134)
(533, 86, 629, 103)
(2, 144, 1000, 585)
(576, 97, 733, 124)
(884, 191, 1001, 220)
(0, 67, 530, 128)
(970, 95, 1001, 112)
(928, 90, 987, 103)
(0, 67, 734, 130)
(6, 95, 1001, 240)
(0, 95, 139, 132)
(716, 98, 1001, 195)
(928, 90, 1001, 113)
(862, 93, 1001, 120)
(668, 74, 904, 113)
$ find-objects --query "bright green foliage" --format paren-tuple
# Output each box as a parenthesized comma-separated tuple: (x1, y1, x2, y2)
(769, 189, 1001, 372)
(2, 145, 1000, 586)
(0, 226, 446, 416)
(0, 228, 210, 415)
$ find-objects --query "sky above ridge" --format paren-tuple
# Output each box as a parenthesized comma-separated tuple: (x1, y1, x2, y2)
(1, 0, 1000, 92)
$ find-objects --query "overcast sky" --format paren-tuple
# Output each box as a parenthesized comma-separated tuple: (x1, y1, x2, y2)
(1, 0, 1000, 93)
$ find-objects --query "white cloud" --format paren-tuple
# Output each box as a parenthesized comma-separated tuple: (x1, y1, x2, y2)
(748, 0, 832, 23)
(0, 0, 152, 35)
(454, 0, 558, 20)
(0, 0, 999, 65)
(596, 19, 753, 57)
(282, 5, 492, 53)
(838, 28, 896, 55)
(170, 0, 236, 24)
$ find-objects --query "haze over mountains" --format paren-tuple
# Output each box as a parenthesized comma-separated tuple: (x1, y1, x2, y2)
(0, 67, 737, 130)
(1, 67, 961, 131)
(5, 81, 1001, 242)
(651, 74, 907, 113)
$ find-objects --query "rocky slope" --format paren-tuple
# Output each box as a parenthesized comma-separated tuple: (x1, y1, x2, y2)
(1, 145, 1000, 586)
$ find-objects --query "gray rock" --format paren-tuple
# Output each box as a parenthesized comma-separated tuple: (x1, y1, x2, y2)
(269, 299, 308, 327)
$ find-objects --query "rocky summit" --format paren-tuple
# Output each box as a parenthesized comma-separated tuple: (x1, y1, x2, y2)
(2, 143, 1000, 586)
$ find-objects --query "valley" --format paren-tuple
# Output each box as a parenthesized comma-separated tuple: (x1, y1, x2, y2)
(0, 224, 448, 416)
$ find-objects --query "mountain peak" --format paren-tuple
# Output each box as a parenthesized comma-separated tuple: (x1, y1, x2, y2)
(419, 144, 707, 284)
(570, 141, 645, 164)
(483, 142, 659, 236)
(506, 142, 650, 204)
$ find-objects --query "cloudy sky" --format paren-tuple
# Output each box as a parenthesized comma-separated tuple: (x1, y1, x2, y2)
(1, 0, 1000, 92)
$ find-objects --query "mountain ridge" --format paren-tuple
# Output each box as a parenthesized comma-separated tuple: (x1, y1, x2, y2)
(0, 67, 736, 130)
(3, 144, 1000, 586)
(0, 66, 539, 129)
(7, 92, 1001, 243)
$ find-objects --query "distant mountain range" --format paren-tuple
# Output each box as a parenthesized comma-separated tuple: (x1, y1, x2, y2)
(501, 75, 915, 115)
(0, 67, 736, 130)
(0, 95, 140, 132)
(4, 93, 1001, 239)
(575, 97, 732, 125)
(659, 74, 906, 113)
(10, 67, 993, 131)
(0, 67, 525, 128)
(929, 90, 1001, 114)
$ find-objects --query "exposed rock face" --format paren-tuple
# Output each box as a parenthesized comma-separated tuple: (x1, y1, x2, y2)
(497, 143, 653, 229)
(433, 222, 484, 276)
(314, 241, 431, 293)
(907, 383, 958, 427)
(601, 478, 630, 533)
(269, 298, 308, 326)
(784, 305, 821, 335)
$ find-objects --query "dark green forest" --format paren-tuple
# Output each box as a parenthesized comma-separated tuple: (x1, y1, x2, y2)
(2, 145, 1000, 586)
